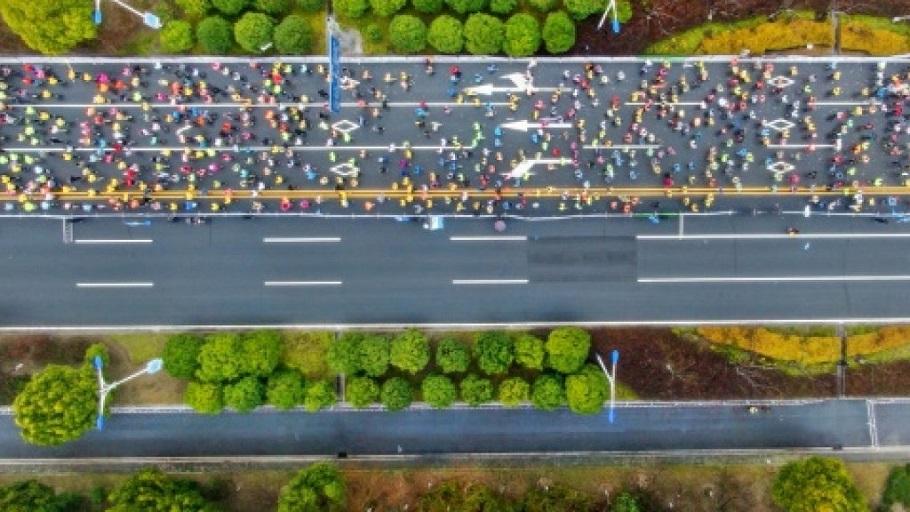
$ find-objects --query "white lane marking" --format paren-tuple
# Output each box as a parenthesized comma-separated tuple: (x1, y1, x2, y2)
(264, 281, 342, 286)
(450, 236, 527, 241)
(74, 239, 153, 244)
(2, 101, 510, 108)
(2, 145, 469, 153)
(625, 101, 702, 106)
(452, 279, 529, 285)
(638, 275, 910, 283)
(813, 101, 881, 106)
(263, 237, 341, 243)
(639, 233, 910, 240)
(77, 282, 154, 288)
(867, 400, 879, 448)
(584, 144, 662, 150)
(766, 144, 836, 149)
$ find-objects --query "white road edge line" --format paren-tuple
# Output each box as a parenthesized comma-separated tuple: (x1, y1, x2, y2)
(74, 239, 153, 244)
(638, 233, 910, 240)
(450, 236, 527, 241)
(638, 276, 910, 283)
(264, 281, 343, 286)
(76, 282, 154, 288)
(263, 237, 342, 243)
(452, 279, 529, 285)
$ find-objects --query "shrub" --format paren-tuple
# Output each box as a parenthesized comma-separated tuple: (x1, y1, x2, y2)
(428, 15, 464, 54)
(464, 13, 504, 55)
(388, 15, 427, 54)
(184, 381, 223, 414)
(364, 23, 384, 43)
(513, 333, 545, 370)
(381, 377, 413, 411)
(531, 373, 565, 410)
(196, 333, 243, 383)
(422, 374, 457, 408)
(297, 0, 324, 10)
(241, 330, 282, 378)
(436, 337, 470, 374)
(413, 0, 443, 13)
(528, 0, 558, 12)
(772, 457, 865, 512)
(212, 0, 249, 15)
(346, 377, 379, 408)
(359, 334, 391, 377)
(473, 331, 514, 375)
(84, 342, 111, 368)
(390, 330, 430, 374)
(542, 10, 575, 54)
(334, 0, 369, 18)
(223, 376, 265, 413)
(498, 377, 530, 407)
(234, 12, 275, 53)
(445, 0, 487, 14)
(273, 15, 313, 54)
(162, 333, 204, 380)
(175, 0, 212, 18)
(563, 0, 601, 21)
(370, 0, 406, 16)
(565, 364, 607, 414)
(327, 332, 362, 375)
(196, 16, 234, 54)
(304, 380, 337, 411)
(283, 331, 333, 379)
(882, 464, 910, 510)
(267, 370, 306, 409)
(546, 327, 590, 374)
(489, 0, 517, 14)
(460, 374, 494, 406)
(255, 0, 291, 14)
(503, 13, 540, 57)
(160, 20, 195, 53)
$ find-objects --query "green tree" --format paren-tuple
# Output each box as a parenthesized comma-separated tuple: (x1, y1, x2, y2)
(297, 0, 323, 11)
(196, 333, 243, 383)
(346, 377, 379, 408)
(0, 0, 97, 55)
(498, 377, 529, 407)
(176, 0, 212, 18)
(304, 380, 337, 412)
(616, 0, 632, 23)
(882, 464, 910, 510)
(381, 377, 413, 411)
(334, 0, 369, 18)
(565, 364, 607, 415)
(513, 333, 545, 370)
(444, 0, 487, 14)
(459, 374, 493, 406)
(522, 484, 594, 510)
(107, 468, 218, 512)
(370, 0, 405, 16)
(234, 12, 275, 53)
(542, 10, 575, 53)
(274, 15, 313, 54)
(277, 463, 345, 512)
(327, 332, 362, 376)
(413, 0, 443, 13)
(223, 376, 265, 413)
(563, 0, 602, 20)
(162, 333, 205, 380)
(463, 13, 504, 55)
(196, 15, 234, 54)
(612, 491, 642, 512)
(184, 381, 224, 414)
(363, 23, 384, 43)
(13, 364, 96, 446)
(359, 334, 390, 377)
(84, 342, 110, 368)
(267, 370, 306, 410)
(545, 327, 590, 374)
(160, 20, 195, 53)
(241, 330, 282, 377)
(436, 337, 470, 374)
(0, 480, 71, 512)
(427, 15, 464, 54)
(212, 0, 248, 15)
(489, 0, 517, 14)
(528, 0, 558, 12)
(772, 456, 865, 512)
(473, 331, 513, 375)
(421, 374, 457, 409)
(530, 373, 565, 411)
(503, 13, 540, 57)
(283, 332, 333, 379)
(388, 15, 427, 54)
(390, 330, 430, 374)
(255, 0, 291, 14)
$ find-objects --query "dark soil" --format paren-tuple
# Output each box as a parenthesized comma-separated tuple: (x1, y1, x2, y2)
(575, 0, 910, 55)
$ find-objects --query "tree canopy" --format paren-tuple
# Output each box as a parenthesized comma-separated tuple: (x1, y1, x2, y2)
(346, 377, 379, 408)
(370, 0, 406, 16)
(530, 373, 565, 411)
(297, 0, 324, 11)
(255, 0, 291, 14)
(381, 377, 413, 411)
(427, 15, 464, 54)
(498, 377, 530, 407)
(176, 0, 212, 18)
(13, 364, 97, 446)
(565, 364, 607, 414)
(503, 13, 541, 57)
(334, 0, 369, 18)
(528, 0, 558, 12)
(196, 16, 234, 54)
(274, 15, 314, 54)
(463, 13, 505, 55)
(223, 376, 265, 413)
(358, 334, 390, 377)
(388, 15, 427, 54)
(545, 327, 590, 374)
(513, 333, 545, 370)
(162, 333, 205, 380)
(390, 330, 430, 374)
(436, 337, 470, 374)
(106, 468, 219, 512)
(563, 0, 601, 20)
(267, 370, 306, 410)
(0, 0, 97, 55)
(282, 332, 333, 379)
(445, 0, 488, 14)
(422, 374, 457, 409)
(772, 457, 865, 512)
(233, 12, 275, 53)
(489, 0, 518, 14)
(413, 0, 444, 13)
(882, 463, 910, 510)
(459, 374, 494, 406)
(327, 332, 363, 376)
(0, 480, 74, 512)
(473, 331, 513, 375)
(241, 331, 283, 377)
(212, 0, 248, 15)
(184, 381, 224, 414)
(195, 333, 244, 383)
(304, 380, 337, 412)
(277, 463, 346, 512)
(542, 10, 575, 54)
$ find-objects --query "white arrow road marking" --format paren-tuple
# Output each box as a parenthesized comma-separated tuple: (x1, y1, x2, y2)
(464, 83, 560, 96)
(502, 158, 568, 179)
(500, 119, 574, 132)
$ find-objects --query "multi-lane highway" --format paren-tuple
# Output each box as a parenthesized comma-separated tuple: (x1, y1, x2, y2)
(1, 399, 907, 459)
(2, 213, 910, 327)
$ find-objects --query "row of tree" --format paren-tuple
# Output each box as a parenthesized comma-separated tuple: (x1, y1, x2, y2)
(161, 13, 315, 55)
(335, 0, 631, 22)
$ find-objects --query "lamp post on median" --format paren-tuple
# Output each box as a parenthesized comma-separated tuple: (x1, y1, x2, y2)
(93, 0, 162, 29)
(596, 350, 620, 423)
(93, 356, 163, 430)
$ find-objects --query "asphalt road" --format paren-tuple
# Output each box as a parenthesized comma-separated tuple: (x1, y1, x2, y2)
(2, 213, 910, 327)
(0, 399, 885, 458)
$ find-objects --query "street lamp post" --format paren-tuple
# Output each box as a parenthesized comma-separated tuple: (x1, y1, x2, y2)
(93, 356, 163, 430)
(596, 0, 621, 34)
(93, 0, 162, 29)
(595, 350, 620, 423)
